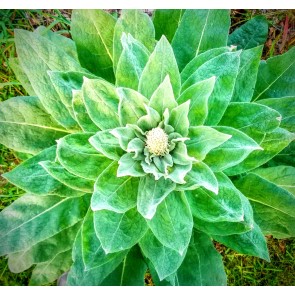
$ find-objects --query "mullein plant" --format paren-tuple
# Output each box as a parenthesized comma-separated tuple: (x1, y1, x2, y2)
(0, 10, 294, 286)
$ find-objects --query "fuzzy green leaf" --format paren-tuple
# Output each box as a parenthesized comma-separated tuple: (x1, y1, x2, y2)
(56, 132, 112, 180)
(234, 167, 295, 238)
(113, 9, 155, 71)
(186, 126, 231, 161)
(205, 126, 262, 172)
(228, 15, 268, 50)
(177, 77, 215, 126)
(89, 130, 123, 161)
(225, 127, 295, 175)
(137, 105, 161, 132)
(175, 230, 227, 286)
(93, 208, 148, 254)
(91, 161, 139, 213)
(253, 47, 295, 100)
(118, 153, 146, 177)
(172, 10, 230, 71)
(139, 230, 186, 281)
(3, 146, 83, 197)
(147, 191, 193, 255)
(169, 100, 190, 136)
(39, 161, 95, 193)
(182, 51, 241, 125)
(116, 33, 150, 90)
(0, 194, 89, 256)
(82, 78, 120, 130)
(137, 174, 176, 219)
(231, 46, 263, 102)
(110, 126, 137, 151)
(117, 87, 149, 126)
(72, 90, 98, 132)
(213, 222, 270, 261)
(14, 29, 82, 129)
(0, 96, 69, 155)
(139, 36, 181, 99)
(153, 9, 185, 42)
(180, 162, 218, 194)
(71, 10, 116, 82)
(259, 96, 295, 132)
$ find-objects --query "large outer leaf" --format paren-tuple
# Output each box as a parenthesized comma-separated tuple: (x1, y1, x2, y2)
(9, 57, 36, 96)
(225, 127, 295, 176)
(0, 96, 69, 155)
(175, 230, 227, 286)
(8, 223, 80, 273)
(213, 222, 270, 261)
(186, 126, 231, 161)
(234, 167, 295, 238)
(67, 229, 126, 286)
(147, 191, 193, 255)
(186, 173, 244, 223)
(82, 78, 120, 130)
(56, 132, 112, 180)
(228, 15, 268, 50)
(91, 161, 139, 213)
(171, 10, 230, 71)
(0, 193, 89, 255)
(93, 208, 148, 253)
(40, 161, 95, 193)
(205, 126, 262, 172)
(231, 46, 263, 102)
(152, 9, 184, 42)
(101, 245, 147, 286)
(177, 77, 215, 126)
(71, 10, 116, 82)
(259, 96, 295, 133)
(139, 229, 186, 281)
(81, 210, 127, 271)
(219, 102, 281, 137)
(113, 9, 155, 71)
(137, 174, 176, 219)
(3, 146, 83, 197)
(253, 47, 295, 100)
(30, 249, 72, 286)
(116, 33, 150, 90)
(139, 36, 181, 99)
(14, 29, 82, 130)
(182, 51, 241, 125)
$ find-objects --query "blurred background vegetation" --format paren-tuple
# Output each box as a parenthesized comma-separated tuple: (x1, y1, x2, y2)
(0, 9, 294, 286)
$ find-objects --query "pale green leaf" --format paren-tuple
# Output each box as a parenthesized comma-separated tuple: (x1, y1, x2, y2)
(89, 130, 123, 161)
(116, 33, 150, 90)
(177, 77, 215, 126)
(172, 10, 230, 71)
(0, 96, 69, 155)
(82, 78, 120, 130)
(137, 105, 161, 131)
(186, 126, 231, 161)
(205, 126, 262, 172)
(91, 161, 139, 213)
(56, 132, 112, 180)
(137, 174, 176, 219)
(169, 100, 190, 136)
(139, 36, 181, 99)
(148, 191, 193, 255)
(71, 10, 116, 82)
(117, 87, 149, 126)
(113, 9, 155, 71)
(118, 153, 146, 177)
(110, 126, 137, 151)
(94, 208, 148, 253)
(0, 193, 89, 255)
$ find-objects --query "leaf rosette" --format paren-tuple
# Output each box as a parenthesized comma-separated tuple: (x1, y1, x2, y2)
(0, 9, 294, 286)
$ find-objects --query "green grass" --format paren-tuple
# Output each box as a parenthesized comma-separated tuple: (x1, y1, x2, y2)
(0, 9, 294, 286)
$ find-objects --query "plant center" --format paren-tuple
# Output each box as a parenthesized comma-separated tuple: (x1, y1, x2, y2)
(145, 127, 169, 156)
